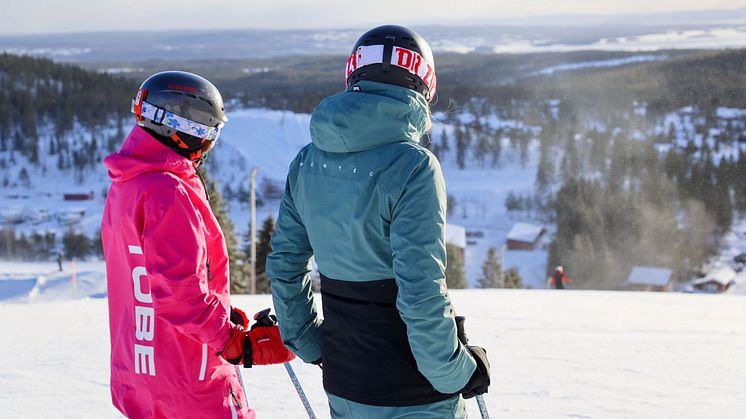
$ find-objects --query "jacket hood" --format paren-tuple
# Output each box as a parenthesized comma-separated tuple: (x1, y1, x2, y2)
(104, 125, 195, 183)
(310, 81, 430, 153)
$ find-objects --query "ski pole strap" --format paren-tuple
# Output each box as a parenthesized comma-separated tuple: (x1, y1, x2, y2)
(284, 362, 317, 419)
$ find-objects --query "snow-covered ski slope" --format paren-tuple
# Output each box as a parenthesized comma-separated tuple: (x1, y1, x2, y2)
(1, 285, 744, 418)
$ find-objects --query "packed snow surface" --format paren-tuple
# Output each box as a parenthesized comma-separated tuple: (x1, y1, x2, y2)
(1, 261, 744, 418)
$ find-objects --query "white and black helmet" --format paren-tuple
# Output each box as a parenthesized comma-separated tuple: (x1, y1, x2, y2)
(132, 71, 227, 163)
(345, 25, 437, 102)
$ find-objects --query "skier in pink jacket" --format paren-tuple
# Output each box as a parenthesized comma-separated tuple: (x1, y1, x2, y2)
(102, 71, 294, 419)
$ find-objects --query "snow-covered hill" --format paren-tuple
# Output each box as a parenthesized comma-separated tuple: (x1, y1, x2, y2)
(2, 105, 547, 285)
(1, 275, 744, 418)
(5, 101, 746, 287)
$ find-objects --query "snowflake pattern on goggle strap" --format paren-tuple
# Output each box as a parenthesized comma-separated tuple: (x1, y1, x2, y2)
(132, 100, 223, 142)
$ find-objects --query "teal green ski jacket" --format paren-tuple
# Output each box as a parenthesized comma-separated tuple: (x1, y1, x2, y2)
(267, 81, 476, 396)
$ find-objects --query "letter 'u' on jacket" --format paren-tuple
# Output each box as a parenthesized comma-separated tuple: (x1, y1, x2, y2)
(267, 81, 476, 403)
(102, 126, 253, 419)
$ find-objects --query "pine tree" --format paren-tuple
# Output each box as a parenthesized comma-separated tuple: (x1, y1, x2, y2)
(489, 131, 502, 168)
(62, 229, 91, 259)
(503, 268, 523, 289)
(92, 229, 104, 259)
(18, 167, 30, 188)
(455, 127, 468, 170)
(254, 215, 275, 293)
(445, 243, 468, 289)
(478, 247, 502, 288)
(440, 128, 450, 152)
(535, 136, 552, 192)
(446, 194, 457, 217)
(201, 169, 249, 294)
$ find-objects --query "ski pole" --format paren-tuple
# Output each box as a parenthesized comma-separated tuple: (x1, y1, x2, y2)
(284, 362, 317, 419)
(235, 366, 249, 407)
(252, 308, 317, 419)
(455, 316, 491, 419)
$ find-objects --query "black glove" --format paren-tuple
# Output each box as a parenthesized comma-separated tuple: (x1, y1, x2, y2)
(461, 345, 490, 399)
(230, 306, 249, 328)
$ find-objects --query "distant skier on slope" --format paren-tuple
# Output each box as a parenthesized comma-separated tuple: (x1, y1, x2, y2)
(548, 265, 572, 289)
(267, 25, 490, 418)
(101, 71, 294, 419)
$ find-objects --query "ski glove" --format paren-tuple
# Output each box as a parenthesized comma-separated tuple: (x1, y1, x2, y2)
(453, 316, 490, 399)
(461, 345, 490, 399)
(219, 308, 296, 367)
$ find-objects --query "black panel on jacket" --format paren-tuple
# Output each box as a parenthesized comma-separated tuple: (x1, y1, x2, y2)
(320, 274, 455, 406)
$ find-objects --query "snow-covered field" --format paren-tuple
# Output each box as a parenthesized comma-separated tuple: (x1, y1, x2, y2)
(1, 264, 744, 418)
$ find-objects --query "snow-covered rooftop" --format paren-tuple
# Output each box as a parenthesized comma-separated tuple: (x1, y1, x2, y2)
(694, 267, 737, 286)
(507, 222, 545, 243)
(445, 223, 466, 249)
(625, 266, 673, 286)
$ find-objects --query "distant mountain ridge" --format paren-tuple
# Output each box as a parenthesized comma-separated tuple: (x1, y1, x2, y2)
(2, 15, 746, 63)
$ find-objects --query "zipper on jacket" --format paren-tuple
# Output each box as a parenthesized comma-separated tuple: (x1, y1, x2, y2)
(197, 169, 213, 283)
(230, 388, 242, 409)
(196, 168, 210, 202)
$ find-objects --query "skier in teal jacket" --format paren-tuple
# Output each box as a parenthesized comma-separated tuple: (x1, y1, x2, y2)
(267, 25, 490, 418)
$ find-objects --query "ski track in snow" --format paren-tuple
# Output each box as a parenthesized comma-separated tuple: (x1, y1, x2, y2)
(0, 285, 744, 418)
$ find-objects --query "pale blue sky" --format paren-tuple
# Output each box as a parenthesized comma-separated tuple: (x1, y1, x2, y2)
(2, 0, 744, 34)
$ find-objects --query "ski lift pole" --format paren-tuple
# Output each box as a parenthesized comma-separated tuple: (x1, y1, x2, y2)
(284, 362, 317, 419)
(455, 316, 491, 419)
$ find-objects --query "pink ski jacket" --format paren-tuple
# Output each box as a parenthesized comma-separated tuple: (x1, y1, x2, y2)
(102, 126, 253, 419)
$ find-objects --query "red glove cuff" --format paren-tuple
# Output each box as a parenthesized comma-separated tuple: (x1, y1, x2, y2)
(218, 323, 246, 365)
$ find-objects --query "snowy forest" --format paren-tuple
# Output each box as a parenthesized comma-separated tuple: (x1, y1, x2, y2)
(1, 49, 745, 290)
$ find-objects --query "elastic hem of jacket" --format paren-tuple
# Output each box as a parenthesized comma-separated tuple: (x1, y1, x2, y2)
(289, 322, 323, 363)
(424, 347, 478, 394)
(323, 384, 456, 407)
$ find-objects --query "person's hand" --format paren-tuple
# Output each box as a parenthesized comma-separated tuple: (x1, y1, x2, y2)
(246, 322, 296, 366)
(461, 345, 490, 399)
(218, 323, 249, 365)
(219, 309, 296, 367)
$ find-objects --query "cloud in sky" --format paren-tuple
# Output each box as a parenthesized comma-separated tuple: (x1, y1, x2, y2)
(2, 0, 745, 34)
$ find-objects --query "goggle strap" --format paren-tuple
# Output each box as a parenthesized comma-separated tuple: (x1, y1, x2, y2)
(132, 99, 222, 142)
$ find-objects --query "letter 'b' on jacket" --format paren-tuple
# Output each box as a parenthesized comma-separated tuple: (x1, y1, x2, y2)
(102, 126, 253, 419)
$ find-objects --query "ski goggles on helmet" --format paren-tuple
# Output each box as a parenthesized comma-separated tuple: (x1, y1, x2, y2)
(132, 94, 224, 143)
(345, 44, 437, 101)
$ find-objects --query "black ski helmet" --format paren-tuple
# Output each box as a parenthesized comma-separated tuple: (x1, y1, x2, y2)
(132, 71, 227, 164)
(345, 25, 437, 101)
